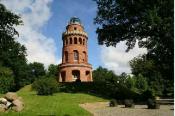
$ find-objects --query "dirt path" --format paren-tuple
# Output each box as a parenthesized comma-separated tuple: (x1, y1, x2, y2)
(79, 102, 174, 116)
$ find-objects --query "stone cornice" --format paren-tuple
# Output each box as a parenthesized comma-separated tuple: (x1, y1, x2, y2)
(62, 30, 88, 38)
(59, 63, 92, 69)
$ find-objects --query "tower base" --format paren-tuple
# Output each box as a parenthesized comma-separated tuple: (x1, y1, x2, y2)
(58, 63, 92, 82)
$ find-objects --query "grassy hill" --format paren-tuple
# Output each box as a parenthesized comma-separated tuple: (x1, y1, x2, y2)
(0, 85, 107, 116)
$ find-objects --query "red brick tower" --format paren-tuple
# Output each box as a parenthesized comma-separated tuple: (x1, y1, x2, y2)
(58, 17, 93, 82)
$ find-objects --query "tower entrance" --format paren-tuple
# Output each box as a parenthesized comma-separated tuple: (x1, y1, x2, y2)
(72, 70, 80, 81)
(61, 71, 66, 82)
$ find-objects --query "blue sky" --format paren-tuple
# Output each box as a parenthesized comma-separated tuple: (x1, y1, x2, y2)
(2, 0, 147, 74)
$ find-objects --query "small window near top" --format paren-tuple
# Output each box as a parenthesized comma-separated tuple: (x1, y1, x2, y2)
(83, 39, 85, 45)
(74, 27, 77, 30)
(79, 38, 82, 44)
(74, 37, 77, 44)
(70, 38, 72, 44)
(74, 50, 78, 61)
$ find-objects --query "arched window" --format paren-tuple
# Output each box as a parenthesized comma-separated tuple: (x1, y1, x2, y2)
(74, 37, 77, 44)
(73, 50, 78, 61)
(83, 39, 85, 45)
(65, 51, 68, 62)
(79, 38, 82, 44)
(83, 51, 86, 62)
(65, 38, 68, 45)
(70, 38, 72, 44)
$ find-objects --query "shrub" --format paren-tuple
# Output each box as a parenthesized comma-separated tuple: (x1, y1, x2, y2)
(0, 66, 14, 93)
(141, 89, 155, 101)
(32, 77, 58, 95)
(109, 99, 118, 107)
(124, 99, 135, 108)
(147, 99, 160, 109)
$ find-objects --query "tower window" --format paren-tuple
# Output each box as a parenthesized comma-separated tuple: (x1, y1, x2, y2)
(73, 50, 79, 61)
(70, 38, 72, 44)
(79, 38, 82, 44)
(74, 27, 77, 30)
(83, 39, 85, 45)
(74, 37, 77, 44)
(83, 51, 86, 62)
(86, 71, 90, 75)
(66, 39, 68, 45)
(65, 51, 68, 62)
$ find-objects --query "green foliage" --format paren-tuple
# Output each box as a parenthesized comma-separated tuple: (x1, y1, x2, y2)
(47, 64, 58, 77)
(129, 56, 156, 77)
(125, 76, 135, 90)
(135, 74, 148, 92)
(0, 3, 30, 90)
(0, 3, 22, 38)
(94, 0, 173, 81)
(59, 81, 139, 101)
(93, 66, 119, 82)
(119, 73, 148, 94)
(130, 55, 173, 97)
(0, 85, 106, 116)
(149, 78, 164, 96)
(32, 77, 58, 95)
(0, 66, 14, 93)
(141, 89, 155, 101)
(92, 66, 140, 100)
(163, 80, 174, 97)
(28, 62, 46, 82)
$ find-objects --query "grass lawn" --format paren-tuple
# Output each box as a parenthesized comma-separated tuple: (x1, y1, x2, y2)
(0, 94, 3, 97)
(0, 85, 107, 116)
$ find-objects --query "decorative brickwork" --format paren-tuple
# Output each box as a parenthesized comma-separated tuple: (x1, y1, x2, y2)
(58, 17, 93, 82)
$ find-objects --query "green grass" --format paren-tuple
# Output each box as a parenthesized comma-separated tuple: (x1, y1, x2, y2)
(0, 94, 3, 97)
(0, 85, 107, 116)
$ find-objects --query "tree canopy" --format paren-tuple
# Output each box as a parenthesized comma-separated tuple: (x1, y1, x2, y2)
(47, 64, 58, 77)
(0, 3, 29, 89)
(94, 0, 173, 80)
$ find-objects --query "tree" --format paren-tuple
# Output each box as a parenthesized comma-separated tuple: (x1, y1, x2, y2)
(0, 66, 14, 93)
(93, 66, 118, 82)
(135, 74, 148, 93)
(28, 62, 46, 82)
(32, 77, 58, 95)
(94, 0, 173, 80)
(0, 3, 30, 89)
(125, 76, 135, 90)
(129, 55, 170, 96)
(129, 55, 156, 78)
(47, 64, 58, 77)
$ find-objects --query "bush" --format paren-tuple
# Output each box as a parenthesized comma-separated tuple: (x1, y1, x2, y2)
(0, 66, 14, 93)
(147, 99, 160, 109)
(124, 99, 135, 108)
(32, 77, 58, 95)
(141, 89, 155, 101)
(109, 99, 118, 107)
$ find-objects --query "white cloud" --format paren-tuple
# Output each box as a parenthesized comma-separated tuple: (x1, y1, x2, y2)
(1, 0, 59, 67)
(101, 41, 147, 75)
